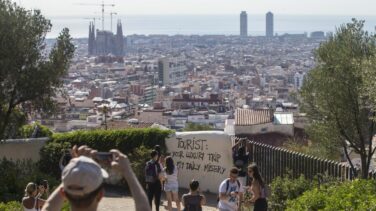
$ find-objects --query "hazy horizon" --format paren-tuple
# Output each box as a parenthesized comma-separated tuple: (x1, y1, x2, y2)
(44, 14, 376, 38)
(18, 0, 376, 16)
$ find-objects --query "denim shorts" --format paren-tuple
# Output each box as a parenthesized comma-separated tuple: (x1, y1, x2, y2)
(164, 184, 179, 193)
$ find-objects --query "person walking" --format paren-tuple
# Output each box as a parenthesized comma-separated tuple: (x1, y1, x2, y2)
(145, 150, 163, 211)
(163, 156, 181, 211)
(181, 180, 206, 211)
(247, 163, 267, 211)
(218, 167, 244, 211)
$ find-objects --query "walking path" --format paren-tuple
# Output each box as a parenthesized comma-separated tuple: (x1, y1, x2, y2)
(98, 186, 218, 211)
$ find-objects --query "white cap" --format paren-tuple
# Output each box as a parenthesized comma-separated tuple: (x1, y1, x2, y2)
(62, 156, 109, 196)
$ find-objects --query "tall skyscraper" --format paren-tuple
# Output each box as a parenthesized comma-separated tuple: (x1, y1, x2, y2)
(240, 11, 248, 37)
(266, 12, 274, 38)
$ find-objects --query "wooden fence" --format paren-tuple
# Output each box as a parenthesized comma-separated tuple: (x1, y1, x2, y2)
(246, 140, 376, 184)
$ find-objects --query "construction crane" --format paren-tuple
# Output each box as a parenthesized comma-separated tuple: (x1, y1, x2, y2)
(83, 17, 101, 28)
(76, 1, 115, 31)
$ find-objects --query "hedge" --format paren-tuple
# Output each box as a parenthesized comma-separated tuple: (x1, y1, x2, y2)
(0, 158, 58, 203)
(39, 128, 172, 178)
(286, 179, 376, 210)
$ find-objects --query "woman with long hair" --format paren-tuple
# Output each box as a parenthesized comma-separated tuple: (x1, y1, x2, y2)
(22, 182, 46, 211)
(247, 163, 267, 211)
(163, 156, 181, 211)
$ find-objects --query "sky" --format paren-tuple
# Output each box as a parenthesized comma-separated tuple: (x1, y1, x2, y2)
(18, 0, 376, 17)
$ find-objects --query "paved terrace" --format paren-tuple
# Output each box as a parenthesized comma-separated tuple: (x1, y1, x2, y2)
(98, 186, 219, 211)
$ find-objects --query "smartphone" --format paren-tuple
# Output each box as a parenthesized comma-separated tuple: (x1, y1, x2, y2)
(94, 152, 113, 167)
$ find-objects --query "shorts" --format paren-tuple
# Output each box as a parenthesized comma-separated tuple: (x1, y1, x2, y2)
(164, 184, 178, 193)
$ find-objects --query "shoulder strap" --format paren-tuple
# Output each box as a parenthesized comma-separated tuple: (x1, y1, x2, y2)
(225, 179, 230, 193)
(236, 179, 240, 189)
(35, 197, 39, 210)
(155, 162, 158, 175)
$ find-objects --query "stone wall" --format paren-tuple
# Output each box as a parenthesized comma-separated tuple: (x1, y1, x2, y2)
(0, 138, 49, 161)
(165, 131, 233, 194)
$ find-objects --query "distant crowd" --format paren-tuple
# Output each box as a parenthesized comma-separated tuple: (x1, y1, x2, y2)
(21, 143, 267, 211)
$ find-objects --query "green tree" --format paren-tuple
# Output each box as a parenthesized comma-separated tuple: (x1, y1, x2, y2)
(0, 0, 75, 140)
(300, 19, 376, 178)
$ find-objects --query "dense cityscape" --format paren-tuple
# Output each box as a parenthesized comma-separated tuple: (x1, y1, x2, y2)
(2, 0, 376, 210)
(42, 11, 325, 134)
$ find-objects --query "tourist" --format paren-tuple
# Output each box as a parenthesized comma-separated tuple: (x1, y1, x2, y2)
(247, 163, 267, 211)
(163, 156, 181, 211)
(42, 145, 151, 211)
(145, 150, 163, 211)
(218, 167, 244, 211)
(181, 179, 206, 211)
(22, 182, 46, 211)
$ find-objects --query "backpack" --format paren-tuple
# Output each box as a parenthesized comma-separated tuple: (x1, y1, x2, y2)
(145, 161, 158, 183)
(217, 179, 241, 202)
(263, 184, 271, 199)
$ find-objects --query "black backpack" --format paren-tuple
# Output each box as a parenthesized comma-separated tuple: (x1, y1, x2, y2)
(217, 178, 241, 202)
(145, 161, 158, 183)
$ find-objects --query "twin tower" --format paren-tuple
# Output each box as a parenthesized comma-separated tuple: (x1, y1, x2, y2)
(240, 11, 274, 38)
(88, 20, 125, 56)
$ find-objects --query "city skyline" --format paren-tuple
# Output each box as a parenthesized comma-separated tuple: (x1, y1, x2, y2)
(18, 0, 376, 16)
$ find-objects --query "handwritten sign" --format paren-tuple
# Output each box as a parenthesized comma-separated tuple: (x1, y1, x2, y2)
(171, 137, 227, 175)
(166, 131, 233, 193)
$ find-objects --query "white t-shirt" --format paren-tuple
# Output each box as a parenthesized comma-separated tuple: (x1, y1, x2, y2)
(218, 179, 243, 211)
(165, 168, 179, 188)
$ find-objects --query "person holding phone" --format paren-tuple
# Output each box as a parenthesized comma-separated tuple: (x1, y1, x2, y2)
(42, 145, 151, 211)
(22, 182, 46, 211)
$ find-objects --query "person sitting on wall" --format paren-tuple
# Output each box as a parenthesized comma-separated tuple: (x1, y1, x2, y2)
(232, 139, 249, 186)
(42, 145, 151, 211)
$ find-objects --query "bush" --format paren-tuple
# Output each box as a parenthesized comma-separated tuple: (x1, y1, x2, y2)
(38, 142, 72, 179)
(39, 128, 171, 179)
(269, 174, 312, 210)
(19, 122, 53, 138)
(0, 158, 58, 203)
(51, 128, 170, 153)
(286, 179, 376, 210)
(129, 145, 154, 186)
(0, 201, 22, 211)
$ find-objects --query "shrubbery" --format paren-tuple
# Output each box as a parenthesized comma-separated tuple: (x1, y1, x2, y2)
(19, 123, 53, 138)
(286, 179, 376, 210)
(0, 201, 22, 211)
(269, 174, 313, 210)
(0, 158, 58, 202)
(39, 128, 171, 179)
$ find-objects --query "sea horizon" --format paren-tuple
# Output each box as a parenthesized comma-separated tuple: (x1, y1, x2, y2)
(45, 14, 376, 38)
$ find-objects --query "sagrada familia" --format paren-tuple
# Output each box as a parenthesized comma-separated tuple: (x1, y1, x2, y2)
(88, 20, 124, 56)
